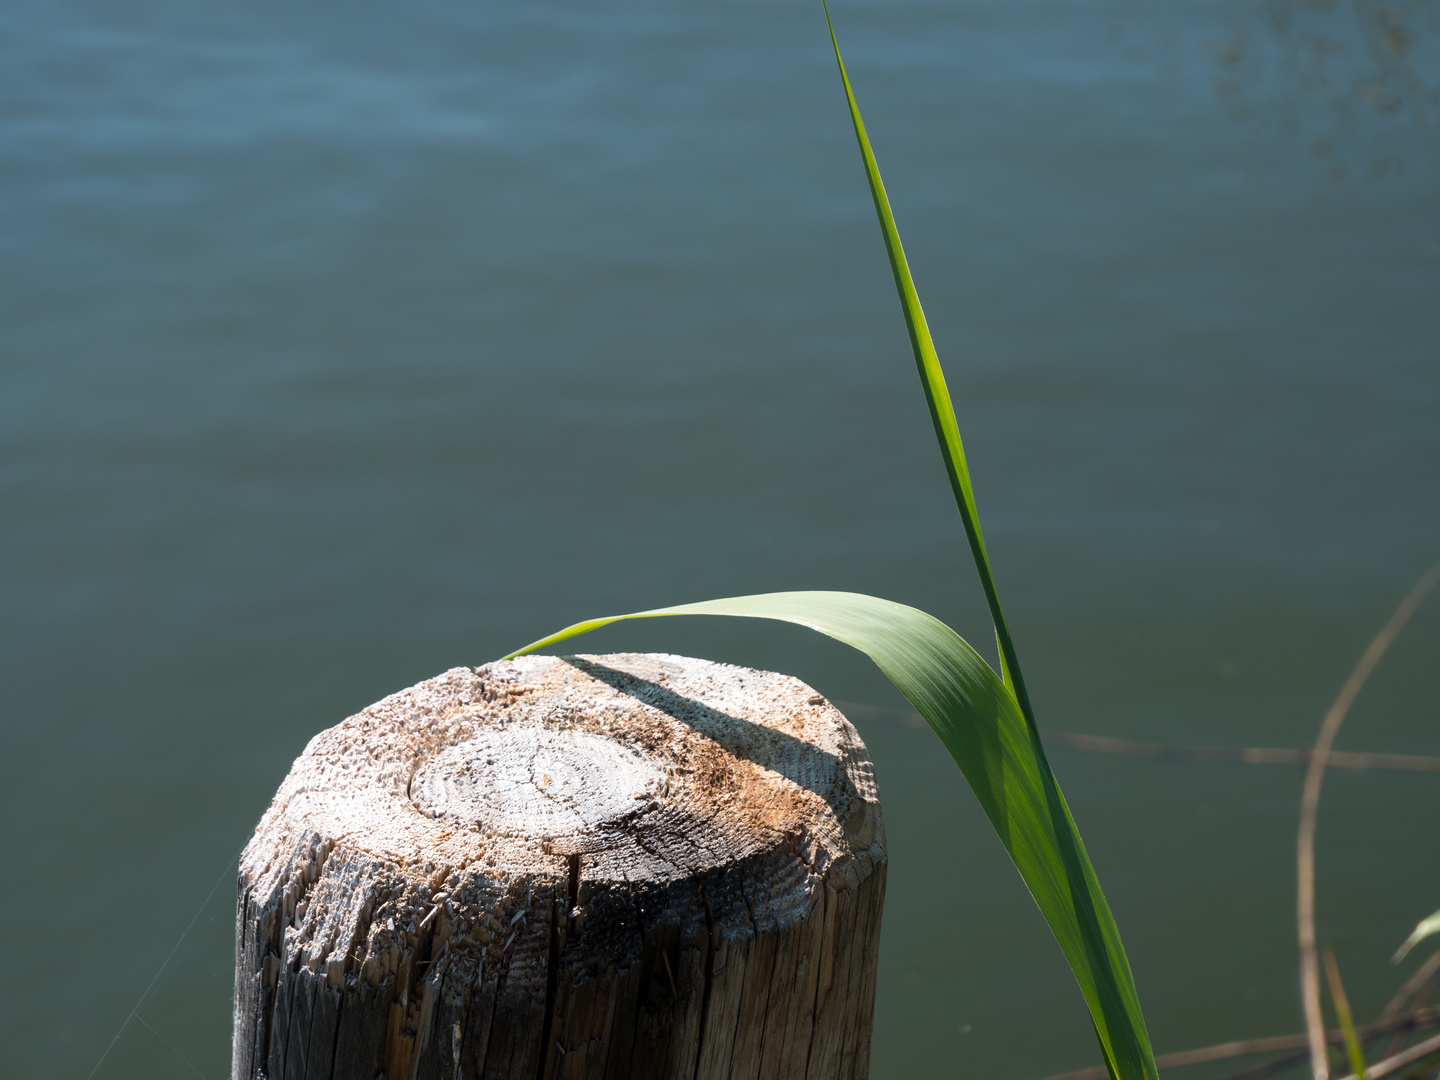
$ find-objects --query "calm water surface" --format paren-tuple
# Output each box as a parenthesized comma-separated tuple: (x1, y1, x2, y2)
(3, 0, 1438, 1077)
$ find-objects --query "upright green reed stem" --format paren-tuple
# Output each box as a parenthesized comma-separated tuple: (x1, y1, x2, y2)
(821, 2, 1035, 724)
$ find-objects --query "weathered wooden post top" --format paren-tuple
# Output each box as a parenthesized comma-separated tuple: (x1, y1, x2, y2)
(233, 652, 887, 1080)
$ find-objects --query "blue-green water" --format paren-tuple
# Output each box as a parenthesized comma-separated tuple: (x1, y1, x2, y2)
(3, 0, 1438, 1077)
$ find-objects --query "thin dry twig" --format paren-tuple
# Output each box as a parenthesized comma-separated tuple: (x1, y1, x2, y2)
(1214, 1048, 1318, 1080)
(1381, 951, 1440, 1059)
(1335, 1031, 1440, 1080)
(1215, 1049, 1315, 1080)
(1383, 953, 1440, 1023)
(1299, 560, 1440, 1080)
(836, 702, 1440, 774)
(1202, 1028, 1440, 1080)
(1385, 1031, 1414, 1064)
(1033, 1006, 1440, 1080)
(1040, 732, 1440, 774)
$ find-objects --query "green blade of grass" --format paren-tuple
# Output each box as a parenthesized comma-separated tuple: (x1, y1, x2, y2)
(501, 589, 1157, 1080)
(821, 2, 1036, 727)
(1324, 946, 1369, 1080)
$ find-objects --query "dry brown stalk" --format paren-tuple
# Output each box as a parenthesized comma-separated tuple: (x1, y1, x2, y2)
(1039, 732, 1440, 774)
(1299, 561, 1440, 1080)
(1032, 1006, 1440, 1080)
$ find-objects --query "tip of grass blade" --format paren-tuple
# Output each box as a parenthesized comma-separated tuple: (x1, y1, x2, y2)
(1324, 945, 1368, 1080)
(819, 0, 1039, 730)
(1394, 908, 1440, 964)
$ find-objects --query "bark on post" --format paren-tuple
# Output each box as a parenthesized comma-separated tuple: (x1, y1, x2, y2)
(232, 652, 887, 1080)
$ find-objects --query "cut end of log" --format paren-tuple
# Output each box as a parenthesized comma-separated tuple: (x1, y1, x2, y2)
(233, 652, 887, 1080)
(410, 727, 665, 844)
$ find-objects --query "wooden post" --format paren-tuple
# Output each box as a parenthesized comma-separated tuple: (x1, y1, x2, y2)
(233, 652, 887, 1080)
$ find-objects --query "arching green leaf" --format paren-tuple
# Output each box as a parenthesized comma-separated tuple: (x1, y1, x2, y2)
(501, 589, 1157, 1080)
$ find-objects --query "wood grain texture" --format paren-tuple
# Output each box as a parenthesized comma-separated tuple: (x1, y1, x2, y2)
(232, 653, 887, 1080)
